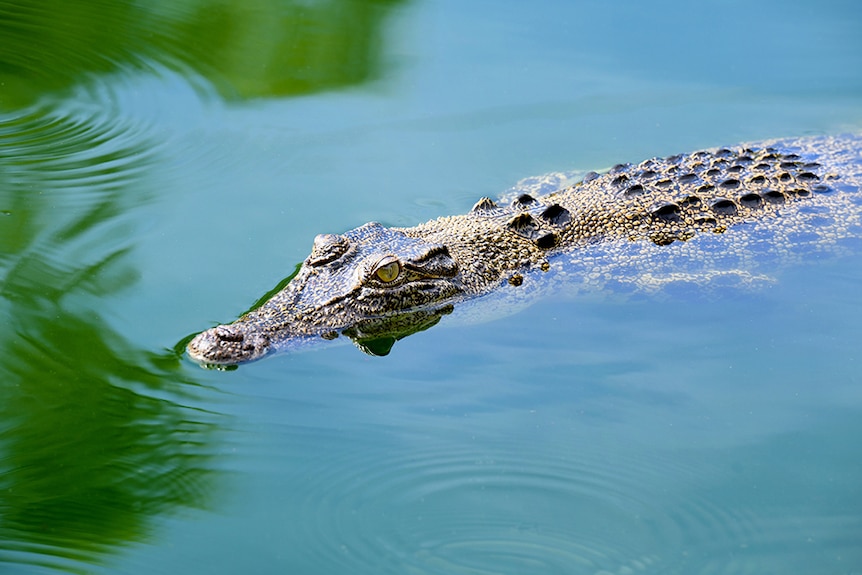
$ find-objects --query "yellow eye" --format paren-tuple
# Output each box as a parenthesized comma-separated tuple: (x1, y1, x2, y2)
(374, 258, 401, 283)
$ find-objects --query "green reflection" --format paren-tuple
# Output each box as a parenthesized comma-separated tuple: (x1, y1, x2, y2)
(0, 0, 406, 569)
(0, 0, 405, 108)
(0, 106, 220, 573)
(0, 317, 217, 571)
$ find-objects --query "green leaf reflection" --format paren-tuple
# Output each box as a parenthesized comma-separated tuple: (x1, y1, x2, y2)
(0, 0, 406, 108)
(0, 1, 408, 570)
(0, 106, 221, 572)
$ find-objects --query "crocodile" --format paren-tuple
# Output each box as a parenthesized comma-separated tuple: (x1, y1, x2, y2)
(187, 135, 862, 366)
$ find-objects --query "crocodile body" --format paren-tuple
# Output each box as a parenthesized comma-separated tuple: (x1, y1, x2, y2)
(187, 135, 862, 365)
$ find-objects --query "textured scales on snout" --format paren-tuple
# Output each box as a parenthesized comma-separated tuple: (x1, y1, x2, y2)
(187, 135, 862, 365)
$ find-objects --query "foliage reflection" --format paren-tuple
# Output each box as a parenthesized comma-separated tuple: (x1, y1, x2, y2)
(0, 0, 405, 108)
(0, 104, 219, 573)
(0, 0, 406, 570)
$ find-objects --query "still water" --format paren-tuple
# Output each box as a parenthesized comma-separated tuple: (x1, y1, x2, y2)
(1, 0, 861, 573)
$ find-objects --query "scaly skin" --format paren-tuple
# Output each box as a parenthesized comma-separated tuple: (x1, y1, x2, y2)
(187, 135, 862, 365)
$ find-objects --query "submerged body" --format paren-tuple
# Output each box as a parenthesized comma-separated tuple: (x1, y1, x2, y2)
(187, 135, 862, 365)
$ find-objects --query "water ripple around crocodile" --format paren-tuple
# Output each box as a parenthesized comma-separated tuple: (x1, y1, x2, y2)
(277, 424, 777, 575)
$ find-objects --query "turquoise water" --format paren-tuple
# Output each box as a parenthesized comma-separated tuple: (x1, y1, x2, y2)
(2, 0, 862, 573)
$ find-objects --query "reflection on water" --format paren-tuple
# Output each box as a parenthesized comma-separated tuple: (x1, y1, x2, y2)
(0, 0, 405, 108)
(0, 325, 218, 571)
(1, 0, 406, 571)
(0, 103, 220, 572)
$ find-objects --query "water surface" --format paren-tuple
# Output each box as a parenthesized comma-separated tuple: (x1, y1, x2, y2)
(1, 0, 861, 573)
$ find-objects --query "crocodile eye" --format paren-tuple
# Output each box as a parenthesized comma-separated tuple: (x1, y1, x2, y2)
(373, 257, 401, 283)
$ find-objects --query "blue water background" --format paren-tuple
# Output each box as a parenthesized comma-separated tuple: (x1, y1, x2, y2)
(1, 0, 861, 573)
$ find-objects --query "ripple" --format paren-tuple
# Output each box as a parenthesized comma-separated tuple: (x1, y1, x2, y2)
(0, 96, 163, 305)
(0, 52, 230, 195)
(0, 100, 161, 202)
(279, 426, 772, 574)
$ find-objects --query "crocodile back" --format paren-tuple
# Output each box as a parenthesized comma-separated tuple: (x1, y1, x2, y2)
(530, 135, 862, 292)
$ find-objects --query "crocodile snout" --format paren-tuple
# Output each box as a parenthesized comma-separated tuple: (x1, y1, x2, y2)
(187, 324, 272, 366)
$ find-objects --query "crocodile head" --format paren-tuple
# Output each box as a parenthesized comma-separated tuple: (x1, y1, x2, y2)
(186, 222, 463, 365)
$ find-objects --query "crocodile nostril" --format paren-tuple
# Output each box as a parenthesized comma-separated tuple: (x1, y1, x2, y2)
(214, 325, 244, 342)
(187, 324, 273, 366)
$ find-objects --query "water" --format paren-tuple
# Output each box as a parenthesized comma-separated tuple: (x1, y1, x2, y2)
(1, 0, 861, 573)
